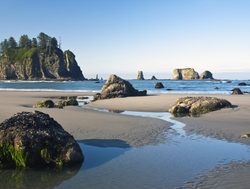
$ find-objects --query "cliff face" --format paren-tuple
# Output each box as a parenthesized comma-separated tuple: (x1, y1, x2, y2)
(172, 68, 200, 80)
(0, 48, 85, 80)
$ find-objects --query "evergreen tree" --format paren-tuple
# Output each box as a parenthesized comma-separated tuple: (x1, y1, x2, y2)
(50, 37, 58, 49)
(31, 38, 38, 47)
(19, 35, 32, 48)
(8, 37, 17, 48)
(37, 32, 50, 49)
(0, 39, 10, 54)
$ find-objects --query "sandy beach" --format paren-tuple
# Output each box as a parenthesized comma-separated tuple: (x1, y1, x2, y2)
(0, 91, 171, 147)
(1, 91, 250, 188)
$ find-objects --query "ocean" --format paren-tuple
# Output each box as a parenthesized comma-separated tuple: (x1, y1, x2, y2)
(0, 79, 249, 94)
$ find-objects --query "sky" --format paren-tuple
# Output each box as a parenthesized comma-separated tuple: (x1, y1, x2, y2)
(0, 0, 249, 79)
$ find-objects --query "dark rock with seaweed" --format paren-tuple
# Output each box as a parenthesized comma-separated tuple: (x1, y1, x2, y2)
(94, 74, 147, 100)
(0, 111, 83, 169)
(169, 96, 232, 117)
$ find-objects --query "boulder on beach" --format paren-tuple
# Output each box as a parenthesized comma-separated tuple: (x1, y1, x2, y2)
(172, 68, 200, 80)
(169, 96, 232, 117)
(94, 74, 147, 100)
(200, 70, 214, 80)
(231, 88, 243, 95)
(137, 71, 144, 80)
(0, 111, 83, 169)
(155, 82, 164, 89)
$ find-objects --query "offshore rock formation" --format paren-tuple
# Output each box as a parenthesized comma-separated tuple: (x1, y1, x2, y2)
(0, 49, 85, 80)
(0, 111, 84, 169)
(137, 71, 145, 80)
(200, 70, 214, 80)
(155, 82, 164, 89)
(169, 96, 232, 117)
(94, 74, 147, 100)
(172, 68, 200, 80)
(151, 75, 157, 80)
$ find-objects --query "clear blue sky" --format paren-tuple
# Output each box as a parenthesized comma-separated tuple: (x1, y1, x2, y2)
(0, 0, 250, 79)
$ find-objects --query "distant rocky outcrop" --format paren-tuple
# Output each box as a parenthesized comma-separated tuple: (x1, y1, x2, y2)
(200, 70, 214, 80)
(137, 71, 144, 80)
(172, 68, 200, 80)
(169, 96, 232, 117)
(238, 82, 249, 86)
(155, 82, 164, 89)
(231, 88, 243, 95)
(0, 33, 85, 80)
(0, 111, 83, 169)
(94, 74, 147, 100)
(151, 75, 157, 80)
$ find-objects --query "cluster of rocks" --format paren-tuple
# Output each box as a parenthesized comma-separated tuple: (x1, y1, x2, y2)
(34, 96, 79, 109)
(94, 74, 147, 100)
(169, 96, 232, 117)
(0, 111, 83, 169)
(172, 68, 214, 80)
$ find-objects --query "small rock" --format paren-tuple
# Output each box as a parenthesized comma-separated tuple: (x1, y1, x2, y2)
(240, 133, 250, 139)
(35, 100, 55, 108)
(231, 88, 243, 95)
(238, 82, 247, 86)
(155, 82, 164, 89)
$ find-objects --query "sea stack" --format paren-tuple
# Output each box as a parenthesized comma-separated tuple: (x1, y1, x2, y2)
(200, 70, 214, 80)
(151, 75, 157, 80)
(137, 71, 145, 80)
(172, 68, 200, 80)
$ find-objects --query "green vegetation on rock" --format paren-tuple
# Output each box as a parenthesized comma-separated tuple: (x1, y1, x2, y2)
(0, 144, 28, 168)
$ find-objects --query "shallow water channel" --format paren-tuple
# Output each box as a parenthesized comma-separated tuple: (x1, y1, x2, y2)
(1, 111, 250, 189)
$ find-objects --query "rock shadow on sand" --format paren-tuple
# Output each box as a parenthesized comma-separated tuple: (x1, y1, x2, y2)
(78, 139, 131, 170)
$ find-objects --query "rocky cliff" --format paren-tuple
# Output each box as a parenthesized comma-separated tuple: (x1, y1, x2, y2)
(0, 49, 85, 80)
(172, 68, 200, 80)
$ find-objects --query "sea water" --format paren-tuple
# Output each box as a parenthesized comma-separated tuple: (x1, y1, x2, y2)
(0, 79, 250, 94)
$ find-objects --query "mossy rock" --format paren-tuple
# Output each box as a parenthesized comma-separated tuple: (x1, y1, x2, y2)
(35, 100, 54, 108)
(169, 96, 232, 117)
(0, 111, 84, 169)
